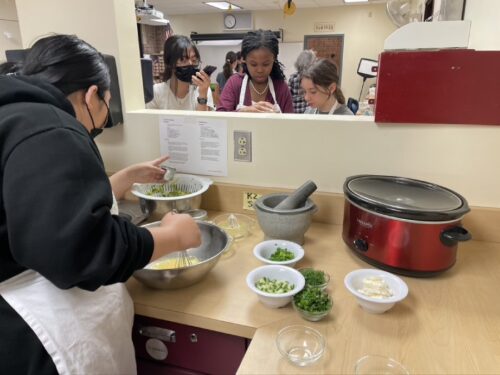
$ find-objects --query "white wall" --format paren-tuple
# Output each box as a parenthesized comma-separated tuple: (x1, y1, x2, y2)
(0, 0, 22, 60)
(164, 4, 395, 101)
(464, 0, 500, 50)
(105, 110, 500, 209)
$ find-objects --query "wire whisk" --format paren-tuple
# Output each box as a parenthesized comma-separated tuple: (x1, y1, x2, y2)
(175, 250, 195, 268)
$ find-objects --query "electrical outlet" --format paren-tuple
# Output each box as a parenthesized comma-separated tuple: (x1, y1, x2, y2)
(234, 130, 252, 162)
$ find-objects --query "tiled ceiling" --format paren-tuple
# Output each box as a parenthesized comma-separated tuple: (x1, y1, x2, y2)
(143, 0, 387, 16)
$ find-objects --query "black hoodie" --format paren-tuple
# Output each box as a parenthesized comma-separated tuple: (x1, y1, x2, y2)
(0, 75, 153, 290)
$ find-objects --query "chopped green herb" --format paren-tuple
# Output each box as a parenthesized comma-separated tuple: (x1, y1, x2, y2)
(269, 247, 295, 262)
(146, 184, 189, 197)
(293, 288, 332, 313)
(300, 269, 327, 287)
(255, 277, 294, 294)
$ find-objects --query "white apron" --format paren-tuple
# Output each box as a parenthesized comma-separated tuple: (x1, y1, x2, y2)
(236, 75, 281, 113)
(313, 100, 339, 115)
(0, 196, 137, 375)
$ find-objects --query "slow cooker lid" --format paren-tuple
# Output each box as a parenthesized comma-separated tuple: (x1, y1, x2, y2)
(344, 175, 469, 221)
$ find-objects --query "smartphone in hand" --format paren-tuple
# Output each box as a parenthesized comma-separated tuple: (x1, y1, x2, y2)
(203, 65, 217, 76)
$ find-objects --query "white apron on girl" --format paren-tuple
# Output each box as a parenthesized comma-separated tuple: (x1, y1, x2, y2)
(236, 75, 281, 113)
(0, 197, 137, 375)
(312, 100, 339, 115)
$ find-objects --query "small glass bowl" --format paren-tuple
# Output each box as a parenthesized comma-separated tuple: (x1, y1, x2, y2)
(276, 325, 325, 367)
(212, 213, 255, 241)
(354, 355, 409, 375)
(298, 268, 331, 290)
(292, 293, 333, 322)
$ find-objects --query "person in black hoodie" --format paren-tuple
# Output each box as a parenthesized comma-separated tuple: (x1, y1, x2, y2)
(0, 34, 201, 374)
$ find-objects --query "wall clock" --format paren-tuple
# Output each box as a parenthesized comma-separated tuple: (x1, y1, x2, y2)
(224, 14, 237, 29)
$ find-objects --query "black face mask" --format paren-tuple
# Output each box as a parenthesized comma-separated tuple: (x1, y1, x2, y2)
(175, 65, 200, 84)
(86, 97, 110, 139)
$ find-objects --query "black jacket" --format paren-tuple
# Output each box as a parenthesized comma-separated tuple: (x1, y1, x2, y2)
(0, 75, 153, 290)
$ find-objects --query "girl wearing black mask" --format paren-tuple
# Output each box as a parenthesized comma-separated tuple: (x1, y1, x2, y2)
(146, 35, 214, 111)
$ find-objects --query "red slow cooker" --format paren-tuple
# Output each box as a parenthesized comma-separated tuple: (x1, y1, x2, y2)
(342, 175, 471, 277)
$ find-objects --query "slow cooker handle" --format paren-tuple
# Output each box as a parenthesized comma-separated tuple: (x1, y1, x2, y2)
(440, 227, 471, 247)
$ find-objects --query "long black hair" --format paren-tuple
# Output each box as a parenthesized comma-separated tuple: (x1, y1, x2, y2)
(301, 59, 346, 105)
(223, 51, 237, 80)
(241, 29, 286, 81)
(163, 35, 200, 82)
(18, 34, 110, 97)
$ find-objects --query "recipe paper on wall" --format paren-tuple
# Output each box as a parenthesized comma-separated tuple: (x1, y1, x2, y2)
(159, 115, 227, 176)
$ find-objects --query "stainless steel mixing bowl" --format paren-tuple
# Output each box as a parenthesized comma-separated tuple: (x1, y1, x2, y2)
(133, 221, 229, 289)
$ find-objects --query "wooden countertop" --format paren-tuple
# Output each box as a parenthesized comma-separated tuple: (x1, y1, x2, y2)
(126, 212, 500, 374)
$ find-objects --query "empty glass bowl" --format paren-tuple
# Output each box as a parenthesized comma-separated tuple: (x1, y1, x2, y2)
(276, 325, 325, 367)
(355, 355, 409, 375)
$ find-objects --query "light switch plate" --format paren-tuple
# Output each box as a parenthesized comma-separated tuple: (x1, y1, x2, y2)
(234, 130, 252, 162)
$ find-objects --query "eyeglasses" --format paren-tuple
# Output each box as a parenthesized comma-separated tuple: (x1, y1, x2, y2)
(178, 56, 201, 67)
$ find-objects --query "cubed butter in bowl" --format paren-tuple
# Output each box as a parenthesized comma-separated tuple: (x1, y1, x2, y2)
(344, 269, 408, 314)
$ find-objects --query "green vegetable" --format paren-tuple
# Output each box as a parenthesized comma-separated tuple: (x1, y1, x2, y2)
(300, 269, 327, 286)
(255, 277, 295, 294)
(146, 184, 189, 198)
(269, 247, 295, 262)
(293, 288, 332, 313)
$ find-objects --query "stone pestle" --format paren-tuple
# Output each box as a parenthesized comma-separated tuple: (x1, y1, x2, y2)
(274, 180, 318, 210)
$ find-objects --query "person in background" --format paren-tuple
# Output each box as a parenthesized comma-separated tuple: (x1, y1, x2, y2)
(217, 29, 294, 113)
(0, 34, 201, 374)
(146, 35, 214, 111)
(235, 50, 244, 74)
(213, 50, 237, 106)
(288, 49, 316, 113)
(300, 58, 353, 115)
(216, 51, 237, 93)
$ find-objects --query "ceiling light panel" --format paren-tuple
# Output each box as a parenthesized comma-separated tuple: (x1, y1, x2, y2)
(204, 2, 243, 10)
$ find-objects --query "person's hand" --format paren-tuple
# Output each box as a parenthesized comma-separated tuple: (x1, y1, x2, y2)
(238, 101, 277, 113)
(160, 212, 202, 250)
(191, 70, 211, 98)
(109, 155, 170, 200)
(125, 155, 169, 184)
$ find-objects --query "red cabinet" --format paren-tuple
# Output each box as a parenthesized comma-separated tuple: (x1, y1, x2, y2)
(133, 315, 250, 375)
(375, 49, 500, 125)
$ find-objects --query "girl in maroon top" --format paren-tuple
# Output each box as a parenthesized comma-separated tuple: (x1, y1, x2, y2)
(217, 30, 294, 113)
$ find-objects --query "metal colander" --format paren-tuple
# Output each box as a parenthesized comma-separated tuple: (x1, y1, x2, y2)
(131, 174, 212, 215)
(131, 174, 212, 201)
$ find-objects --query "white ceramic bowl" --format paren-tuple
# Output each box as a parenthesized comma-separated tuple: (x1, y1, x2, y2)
(253, 240, 305, 267)
(344, 269, 409, 314)
(246, 265, 305, 308)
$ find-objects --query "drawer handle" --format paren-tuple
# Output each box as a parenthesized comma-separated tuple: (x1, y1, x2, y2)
(138, 326, 176, 343)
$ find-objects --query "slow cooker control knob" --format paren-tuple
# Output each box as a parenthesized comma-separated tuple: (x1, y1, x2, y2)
(354, 239, 369, 252)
